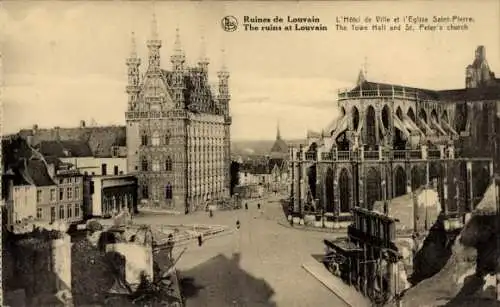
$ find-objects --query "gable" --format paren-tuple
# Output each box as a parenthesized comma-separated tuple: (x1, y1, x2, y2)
(141, 74, 175, 110)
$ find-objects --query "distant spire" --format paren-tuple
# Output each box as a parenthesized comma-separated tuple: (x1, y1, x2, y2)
(171, 27, 185, 68)
(198, 35, 209, 70)
(357, 69, 366, 85)
(276, 120, 281, 140)
(174, 28, 182, 54)
(220, 48, 227, 71)
(129, 31, 137, 58)
(363, 56, 368, 78)
(150, 12, 158, 40)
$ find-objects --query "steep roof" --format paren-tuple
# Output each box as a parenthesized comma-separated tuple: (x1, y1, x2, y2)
(38, 140, 93, 158)
(12, 159, 56, 187)
(161, 69, 221, 115)
(347, 80, 500, 102)
(19, 126, 126, 158)
(2, 137, 35, 170)
(270, 138, 288, 155)
(26, 159, 56, 186)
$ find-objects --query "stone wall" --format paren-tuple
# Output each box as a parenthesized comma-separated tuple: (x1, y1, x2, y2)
(4, 231, 72, 305)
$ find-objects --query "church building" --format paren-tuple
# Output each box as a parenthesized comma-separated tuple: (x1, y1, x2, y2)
(125, 15, 232, 213)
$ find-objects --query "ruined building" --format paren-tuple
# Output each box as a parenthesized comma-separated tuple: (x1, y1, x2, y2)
(125, 15, 232, 213)
(291, 45, 499, 305)
(290, 45, 498, 224)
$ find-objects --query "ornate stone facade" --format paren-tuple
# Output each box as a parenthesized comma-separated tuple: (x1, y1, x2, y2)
(125, 16, 231, 213)
(290, 46, 498, 222)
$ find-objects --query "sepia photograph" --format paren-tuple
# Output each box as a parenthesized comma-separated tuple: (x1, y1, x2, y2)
(0, 0, 499, 306)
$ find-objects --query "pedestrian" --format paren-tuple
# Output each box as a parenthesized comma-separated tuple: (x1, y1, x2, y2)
(245, 203, 248, 210)
(236, 219, 240, 229)
(209, 209, 213, 218)
(167, 233, 175, 260)
(257, 203, 261, 210)
(197, 234, 203, 247)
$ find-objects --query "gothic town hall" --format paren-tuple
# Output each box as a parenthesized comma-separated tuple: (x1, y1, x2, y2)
(125, 15, 232, 213)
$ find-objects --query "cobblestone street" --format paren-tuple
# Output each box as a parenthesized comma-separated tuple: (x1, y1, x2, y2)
(133, 196, 348, 307)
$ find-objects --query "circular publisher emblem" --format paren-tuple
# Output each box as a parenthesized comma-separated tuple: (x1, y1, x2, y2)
(221, 16, 238, 32)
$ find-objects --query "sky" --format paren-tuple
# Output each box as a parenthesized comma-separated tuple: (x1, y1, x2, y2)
(0, 0, 499, 140)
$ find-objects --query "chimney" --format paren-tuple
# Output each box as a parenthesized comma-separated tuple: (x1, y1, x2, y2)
(80, 120, 86, 128)
(32, 124, 38, 134)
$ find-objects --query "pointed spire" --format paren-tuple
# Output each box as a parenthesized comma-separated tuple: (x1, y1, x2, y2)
(199, 36, 209, 64)
(220, 48, 227, 71)
(129, 31, 137, 58)
(150, 12, 158, 40)
(171, 27, 185, 68)
(174, 27, 182, 54)
(357, 69, 366, 85)
(276, 120, 281, 140)
(363, 56, 368, 78)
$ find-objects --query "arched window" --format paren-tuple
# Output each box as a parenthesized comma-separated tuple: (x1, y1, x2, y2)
(339, 168, 350, 213)
(419, 109, 428, 124)
(165, 156, 173, 171)
(141, 158, 148, 171)
(381, 105, 390, 130)
(394, 167, 407, 197)
(59, 205, 65, 219)
(365, 105, 377, 147)
(165, 183, 173, 200)
(431, 109, 439, 123)
(325, 168, 334, 213)
(142, 185, 149, 199)
(407, 108, 416, 122)
(396, 107, 403, 120)
(141, 134, 148, 146)
(152, 159, 160, 172)
(352, 107, 360, 131)
(152, 131, 160, 146)
(164, 130, 171, 145)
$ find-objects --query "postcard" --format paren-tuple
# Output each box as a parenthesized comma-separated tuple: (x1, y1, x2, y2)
(0, 1, 499, 306)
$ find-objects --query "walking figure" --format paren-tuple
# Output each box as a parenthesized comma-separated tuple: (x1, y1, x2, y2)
(245, 203, 248, 210)
(167, 233, 175, 261)
(197, 234, 203, 247)
(257, 203, 261, 210)
(209, 209, 213, 218)
(236, 219, 240, 229)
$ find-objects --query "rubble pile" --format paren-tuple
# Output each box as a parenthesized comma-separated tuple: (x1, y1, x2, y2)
(392, 183, 499, 307)
(71, 231, 118, 305)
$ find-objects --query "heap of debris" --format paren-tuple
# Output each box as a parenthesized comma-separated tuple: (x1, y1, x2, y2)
(83, 219, 184, 307)
(391, 182, 499, 307)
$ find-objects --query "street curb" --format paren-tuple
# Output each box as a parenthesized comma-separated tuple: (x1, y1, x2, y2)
(302, 260, 371, 307)
(138, 209, 182, 215)
(277, 221, 348, 234)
